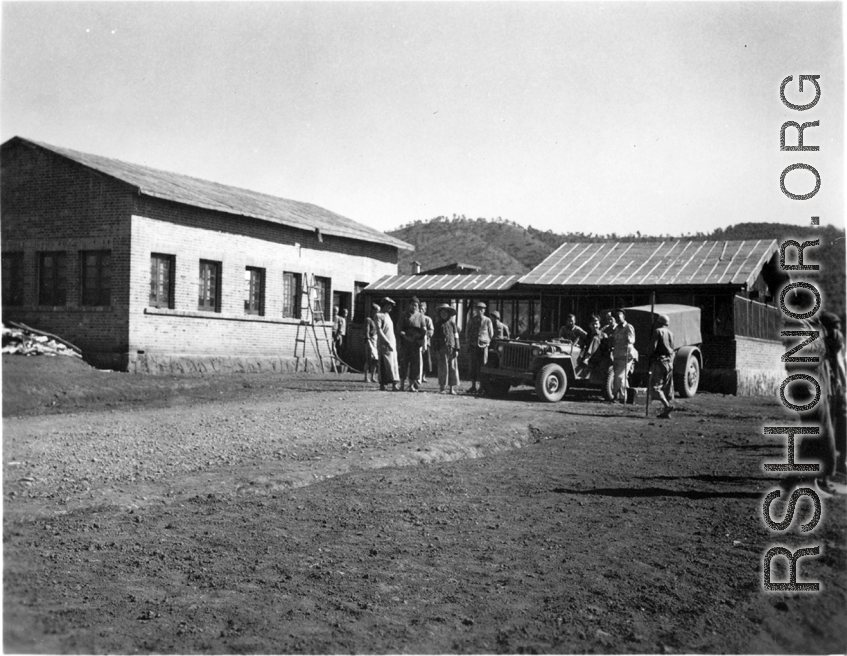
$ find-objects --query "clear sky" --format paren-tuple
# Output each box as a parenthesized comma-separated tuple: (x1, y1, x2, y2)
(1, 2, 843, 236)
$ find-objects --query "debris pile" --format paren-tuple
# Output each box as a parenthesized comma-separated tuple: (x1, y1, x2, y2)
(2, 323, 82, 358)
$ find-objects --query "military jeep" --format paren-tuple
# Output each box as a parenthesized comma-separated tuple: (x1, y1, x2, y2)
(479, 304, 703, 403)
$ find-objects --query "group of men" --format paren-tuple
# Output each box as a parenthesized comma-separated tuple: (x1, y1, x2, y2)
(356, 298, 677, 415)
(559, 309, 675, 417)
(362, 297, 509, 395)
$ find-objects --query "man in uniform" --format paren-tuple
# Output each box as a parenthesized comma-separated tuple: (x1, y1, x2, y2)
(363, 303, 380, 383)
(418, 302, 435, 385)
(648, 314, 675, 418)
(491, 310, 510, 340)
(577, 314, 604, 376)
(398, 297, 426, 392)
(601, 311, 616, 338)
(558, 314, 587, 345)
(465, 301, 494, 394)
(611, 309, 636, 402)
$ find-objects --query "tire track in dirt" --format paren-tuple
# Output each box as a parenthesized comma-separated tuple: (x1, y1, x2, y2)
(3, 389, 570, 517)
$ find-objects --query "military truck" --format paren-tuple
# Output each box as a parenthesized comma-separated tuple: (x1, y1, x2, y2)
(479, 304, 703, 402)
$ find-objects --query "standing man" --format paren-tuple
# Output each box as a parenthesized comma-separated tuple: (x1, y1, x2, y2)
(433, 303, 461, 395)
(558, 313, 587, 345)
(465, 301, 494, 395)
(363, 303, 380, 383)
(419, 302, 435, 385)
(332, 306, 344, 352)
(491, 310, 510, 340)
(787, 312, 847, 496)
(648, 314, 675, 418)
(398, 297, 426, 392)
(375, 298, 400, 391)
(335, 308, 349, 367)
(611, 309, 636, 402)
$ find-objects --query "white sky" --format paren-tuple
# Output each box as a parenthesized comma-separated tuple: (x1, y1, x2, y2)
(1, 2, 843, 236)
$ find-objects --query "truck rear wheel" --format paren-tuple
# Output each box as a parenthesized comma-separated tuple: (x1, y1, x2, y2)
(674, 351, 700, 398)
(536, 364, 567, 402)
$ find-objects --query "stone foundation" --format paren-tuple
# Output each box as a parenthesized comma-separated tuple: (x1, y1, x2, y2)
(734, 368, 786, 397)
(699, 368, 786, 396)
(129, 353, 330, 375)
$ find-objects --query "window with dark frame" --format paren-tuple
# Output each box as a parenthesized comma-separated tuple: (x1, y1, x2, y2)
(198, 260, 222, 312)
(2, 252, 25, 306)
(81, 250, 112, 306)
(149, 254, 175, 309)
(282, 272, 302, 319)
(313, 276, 331, 321)
(38, 251, 68, 306)
(244, 267, 265, 316)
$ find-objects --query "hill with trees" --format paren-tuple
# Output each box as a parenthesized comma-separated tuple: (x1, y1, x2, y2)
(388, 216, 845, 319)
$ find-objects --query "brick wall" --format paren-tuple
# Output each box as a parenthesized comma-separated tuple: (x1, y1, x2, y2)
(1, 140, 133, 368)
(127, 213, 397, 371)
(1, 139, 402, 371)
(698, 335, 786, 395)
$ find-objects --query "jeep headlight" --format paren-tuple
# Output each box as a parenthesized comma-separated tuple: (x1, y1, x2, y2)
(531, 347, 543, 357)
(497, 344, 504, 354)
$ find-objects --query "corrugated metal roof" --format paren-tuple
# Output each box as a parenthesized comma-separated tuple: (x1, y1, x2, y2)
(14, 137, 412, 250)
(519, 240, 778, 288)
(366, 273, 521, 293)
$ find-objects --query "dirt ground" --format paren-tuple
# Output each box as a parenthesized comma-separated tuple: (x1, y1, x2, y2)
(3, 355, 846, 654)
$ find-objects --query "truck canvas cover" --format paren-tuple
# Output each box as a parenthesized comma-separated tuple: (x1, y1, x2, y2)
(619, 304, 702, 355)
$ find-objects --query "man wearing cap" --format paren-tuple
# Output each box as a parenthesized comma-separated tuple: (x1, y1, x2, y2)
(611, 308, 637, 402)
(433, 303, 461, 394)
(648, 314, 675, 417)
(465, 301, 494, 394)
(491, 310, 510, 340)
(375, 298, 400, 391)
(398, 297, 426, 392)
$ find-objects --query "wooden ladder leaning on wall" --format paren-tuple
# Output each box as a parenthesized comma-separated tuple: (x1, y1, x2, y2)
(294, 273, 339, 373)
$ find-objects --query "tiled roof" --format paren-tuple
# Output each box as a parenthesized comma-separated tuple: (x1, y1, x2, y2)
(366, 273, 521, 293)
(519, 240, 778, 288)
(12, 137, 412, 250)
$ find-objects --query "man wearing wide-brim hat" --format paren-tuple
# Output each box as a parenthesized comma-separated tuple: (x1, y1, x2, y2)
(375, 297, 400, 391)
(432, 303, 461, 394)
(647, 313, 674, 417)
(465, 301, 494, 394)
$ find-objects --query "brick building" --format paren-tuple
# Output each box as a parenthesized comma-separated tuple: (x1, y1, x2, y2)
(366, 240, 788, 395)
(1, 137, 412, 372)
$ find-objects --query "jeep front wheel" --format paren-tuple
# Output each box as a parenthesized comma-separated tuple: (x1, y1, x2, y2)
(535, 364, 567, 402)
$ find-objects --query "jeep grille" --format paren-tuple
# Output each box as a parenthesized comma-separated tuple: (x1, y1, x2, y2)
(501, 343, 533, 371)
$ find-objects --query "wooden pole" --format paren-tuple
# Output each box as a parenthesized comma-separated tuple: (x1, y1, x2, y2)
(645, 291, 655, 416)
